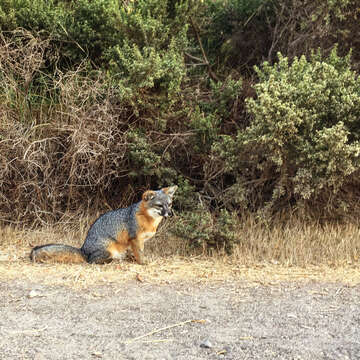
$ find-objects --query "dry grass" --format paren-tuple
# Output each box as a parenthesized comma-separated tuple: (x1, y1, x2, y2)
(235, 216, 360, 267)
(1, 217, 360, 288)
(0, 30, 135, 225)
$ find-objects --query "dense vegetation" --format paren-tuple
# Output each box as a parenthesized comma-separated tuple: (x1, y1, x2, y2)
(1, 0, 360, 250)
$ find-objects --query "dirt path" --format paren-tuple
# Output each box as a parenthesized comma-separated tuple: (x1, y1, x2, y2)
(1, 278, 360, 360)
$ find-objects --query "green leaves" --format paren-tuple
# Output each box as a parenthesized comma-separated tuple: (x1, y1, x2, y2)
(241, 48, 360, 207)
(107, 0, 189, 101)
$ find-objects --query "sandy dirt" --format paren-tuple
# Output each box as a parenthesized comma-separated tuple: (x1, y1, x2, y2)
(1, 274, 360, 360)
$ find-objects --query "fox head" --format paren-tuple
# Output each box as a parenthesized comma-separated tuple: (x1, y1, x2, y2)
(142, 185, 178, 218)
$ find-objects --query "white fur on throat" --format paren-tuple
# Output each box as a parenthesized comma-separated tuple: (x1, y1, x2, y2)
(147, 208, 163, 219)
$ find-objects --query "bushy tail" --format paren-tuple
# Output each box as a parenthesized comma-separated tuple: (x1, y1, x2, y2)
(30, 244, 87, 263)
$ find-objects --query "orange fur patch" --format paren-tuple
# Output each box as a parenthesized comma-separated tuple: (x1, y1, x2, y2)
(107, 230, 131, 258)
(136, 201, 163, 234)
(116, 229, 131, 245)
(142, 190, 156, 202)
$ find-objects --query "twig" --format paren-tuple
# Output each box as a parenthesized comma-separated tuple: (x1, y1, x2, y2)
(139, 339, 174, 344)
(243, 2, 265, 28)
(124, 319, 206, 344)
(189, 17, 219, 82)
(184, 52, 206, 64)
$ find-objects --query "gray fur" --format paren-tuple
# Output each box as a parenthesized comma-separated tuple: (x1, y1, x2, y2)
(81, 202, 140, 258)
(147, 189, 174, 217)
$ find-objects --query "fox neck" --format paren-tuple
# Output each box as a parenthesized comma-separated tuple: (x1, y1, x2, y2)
(136, 201, 163, 232)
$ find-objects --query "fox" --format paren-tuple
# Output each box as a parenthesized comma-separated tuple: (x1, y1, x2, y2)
(30, 185, 178, 265)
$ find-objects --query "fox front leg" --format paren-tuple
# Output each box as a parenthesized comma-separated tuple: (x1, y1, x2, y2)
(130, 239, 146, 265)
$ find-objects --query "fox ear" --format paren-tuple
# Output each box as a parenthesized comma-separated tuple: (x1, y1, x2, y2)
(142, 190, 156, 202)
(162, 185, 178, 198)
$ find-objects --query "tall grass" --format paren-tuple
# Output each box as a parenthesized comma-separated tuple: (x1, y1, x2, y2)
(1, 216, 359, 267)
(233, 216, 360, 266)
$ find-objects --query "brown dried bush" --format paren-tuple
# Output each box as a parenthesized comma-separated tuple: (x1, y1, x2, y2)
(0, 30, 136, 225)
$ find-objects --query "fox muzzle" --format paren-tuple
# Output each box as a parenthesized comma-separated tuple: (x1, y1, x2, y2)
(160, 205, 172, 218)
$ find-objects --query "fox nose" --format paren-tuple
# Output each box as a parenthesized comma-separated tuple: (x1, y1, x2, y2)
(161, 209, 169, 217)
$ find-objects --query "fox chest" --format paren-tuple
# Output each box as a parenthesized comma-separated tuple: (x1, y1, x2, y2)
(136, 217, 162, 242)
(137, 230, 156, 242)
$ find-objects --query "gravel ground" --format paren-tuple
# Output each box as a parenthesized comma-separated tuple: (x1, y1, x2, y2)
(1, 279, 360, 360)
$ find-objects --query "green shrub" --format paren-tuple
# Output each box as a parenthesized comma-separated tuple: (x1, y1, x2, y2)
(0, 0, 120, 69)
(61, 0, 120, 65)
(171, 205, 239, 253)
(0, 0, 190, 75)
(188, 77, 242, 152)
(0, 0, 64, 32)
(106, 0, 190, 102)
(126, 130, 177, 183)
(216, 48, 360, 214)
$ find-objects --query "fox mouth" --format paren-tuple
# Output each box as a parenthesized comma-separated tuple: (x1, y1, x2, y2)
(152, 207, 172, 218)
(148, 204, 173, 218)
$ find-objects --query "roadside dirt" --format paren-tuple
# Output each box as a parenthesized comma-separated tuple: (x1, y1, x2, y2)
(1, 274, 360, 360)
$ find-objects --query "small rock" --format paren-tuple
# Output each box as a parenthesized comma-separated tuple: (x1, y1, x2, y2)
(28, 290, 41, 298)
(200, 339, 212, 349)
(92, 352, 102, 358)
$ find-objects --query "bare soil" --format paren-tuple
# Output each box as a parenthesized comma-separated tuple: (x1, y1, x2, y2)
(1, 269, 360, 360)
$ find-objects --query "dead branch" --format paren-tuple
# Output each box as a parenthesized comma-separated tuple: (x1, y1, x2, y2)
(189, 17, 219, 82)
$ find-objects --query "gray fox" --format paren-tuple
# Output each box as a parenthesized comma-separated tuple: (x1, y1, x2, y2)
(30, 186, 178, 264)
